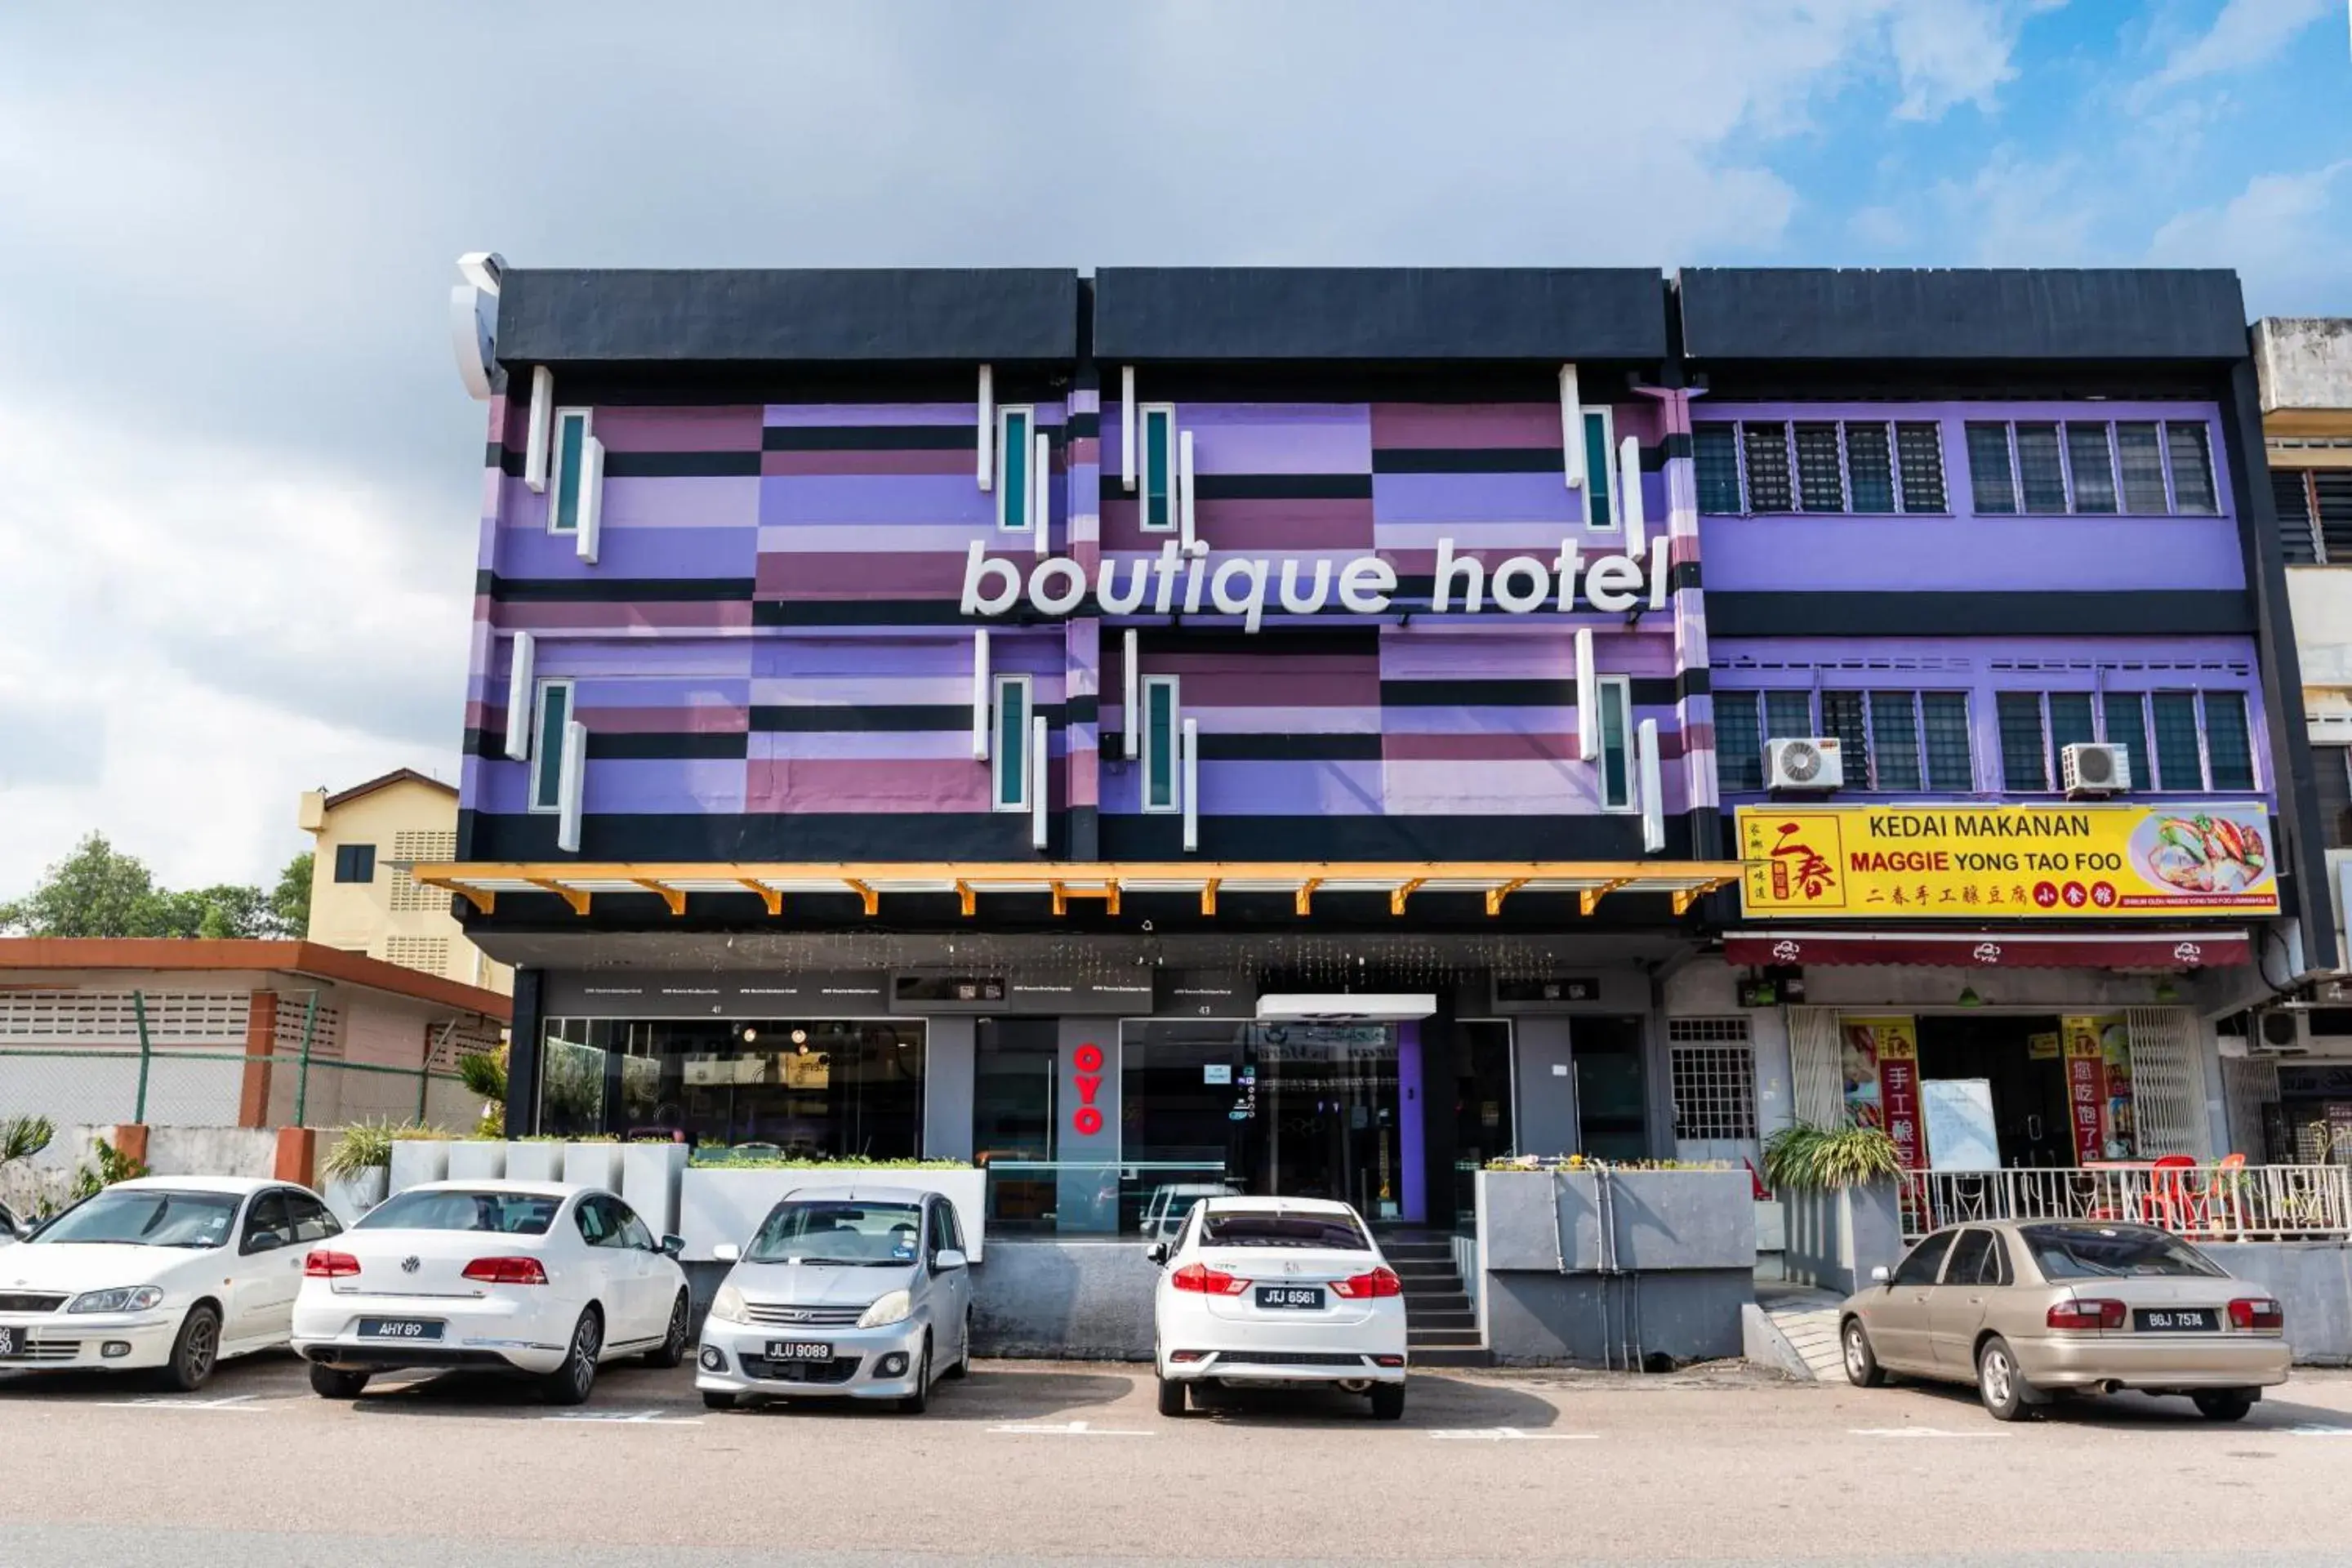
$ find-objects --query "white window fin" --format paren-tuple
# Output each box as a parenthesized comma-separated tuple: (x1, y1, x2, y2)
(976, 365, 995, 492)
(1559, 364, 1584, 489)
(1619, 434, 1646, 557)
(503, 631, 536, 761)
(525, 367, 554, 492)
(556, 719, 587, 854)
(971, 628, 991, 761)
(1637, 718, 1664, 853)
(1121, 366, 1137, 492)
(1575, 626, 1599, 763)
(574, 435, 604, 564)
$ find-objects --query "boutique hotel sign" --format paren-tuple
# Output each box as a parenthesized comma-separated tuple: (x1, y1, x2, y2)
(961, 537, 1670, 632)
(1735, 804, 2280, 920)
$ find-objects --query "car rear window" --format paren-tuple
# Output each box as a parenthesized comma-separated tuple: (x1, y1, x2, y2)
(356, 1190, 559, 1235)
(2020, 1224, 2223, 1280)
(1200, 1211, 1370, 1250)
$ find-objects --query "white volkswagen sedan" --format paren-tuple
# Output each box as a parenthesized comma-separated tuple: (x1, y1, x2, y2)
(1149, 1196, 1409, 1419)
(0, 1176, 341, 1389)
(292, 1181, 689, 1404)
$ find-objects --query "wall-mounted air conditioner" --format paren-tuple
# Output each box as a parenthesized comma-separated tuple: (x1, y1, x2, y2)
(2061, 742, 2131, 797)
(1766, 737, 1843, 792)
(2252, 1009, 2312, 1057)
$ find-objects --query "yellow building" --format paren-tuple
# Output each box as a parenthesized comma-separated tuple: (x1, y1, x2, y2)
(298, 769, 510, 994)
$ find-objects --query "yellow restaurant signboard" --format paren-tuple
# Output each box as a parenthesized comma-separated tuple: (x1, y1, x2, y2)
(1735, 804, 2278, 920)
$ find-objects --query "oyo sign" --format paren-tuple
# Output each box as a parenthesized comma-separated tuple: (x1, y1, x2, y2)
(1071, 1043, 1105, 1137)
(963, 537, 1668, 633)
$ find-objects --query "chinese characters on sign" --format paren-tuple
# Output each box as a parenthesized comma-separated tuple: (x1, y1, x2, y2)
(1841, 1016, 1924, 1170)
(2060, 1019, 2108, 1166)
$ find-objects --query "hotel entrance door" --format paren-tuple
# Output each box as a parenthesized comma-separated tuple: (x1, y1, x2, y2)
(1252, 1026, 1401, 1218)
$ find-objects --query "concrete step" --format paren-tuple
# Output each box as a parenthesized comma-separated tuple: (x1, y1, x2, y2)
(1409, 1329, 1487, 1349)
(1411, 1345, 1494, 1369)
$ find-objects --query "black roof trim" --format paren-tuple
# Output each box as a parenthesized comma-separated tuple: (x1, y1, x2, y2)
(1677, 268, 2249, 363)
(496, 269, 1080, 366)
(1094, 267, 1668, 363)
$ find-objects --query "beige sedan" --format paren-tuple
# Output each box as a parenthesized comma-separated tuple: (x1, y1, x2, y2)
(1838, 1219, 2290, 1422)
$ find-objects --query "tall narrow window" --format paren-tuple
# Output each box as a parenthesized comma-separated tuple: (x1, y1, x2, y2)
(2203, 691, 2256, 791)
(996, 407, 1032, 531)
(2167, 422, 2218, 514)
(1597, 677, 1633, 809)
(549, 410, 591, 534)
(1741, 421, 1793, 513)
(992, 676, 1031, 810)
(1997, 692, 2049, 791)
(2274, 470, 2321, 564)
(2016, 424, 2067, 514)
(1716, 691, 1762, 794)
(2100, 692, 2149, 786)
(2115, 422, 2169, 514)
(1762, 689, 1814, 744)
(1142, 675, 1181, 813)
(2150, 693, 2203, 790)
(1793, 423, 1846, 512)
(2065, 425, 2118, 514)
(1895, 424, 1947, 512)
(1582, 408, 1615, 528)
(1921, 693, 1973, 790)
(1869, 692, 1922, 791)
(1140, 405, 1176, 532)
(1967, 424, 2016, 514)
(1820, 691, 1869, 782)
(530, 679, 573, 813)
(1845, 424, 1895, 514)
(1694, 423, 1742, 513)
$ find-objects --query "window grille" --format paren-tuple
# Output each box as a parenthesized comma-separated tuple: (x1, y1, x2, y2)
(270, 997, 345, 1061)
(384, 938, 451, 977)
(0, 991, 250, 1045)
(1668, 1019, 1757, 1141)
(2125, 1007, 2207, 1158)
(389, 873, 448, 913)
(391, 831, 456, 862)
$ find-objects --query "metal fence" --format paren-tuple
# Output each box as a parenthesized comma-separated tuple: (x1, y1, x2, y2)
(1903, 1164, 2352, 1244)
(0, 1045, 478, 1134)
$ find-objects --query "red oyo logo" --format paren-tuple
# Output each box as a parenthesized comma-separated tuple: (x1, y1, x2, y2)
(1071, 1043, 1104, 1136)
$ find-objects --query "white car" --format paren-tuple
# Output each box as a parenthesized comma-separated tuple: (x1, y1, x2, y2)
(1149, 1196, 1409, 1420)
(697, 1185, 973, 1414)
(292, 1181, 690, 1404)
(0, 1176, 342, 1389)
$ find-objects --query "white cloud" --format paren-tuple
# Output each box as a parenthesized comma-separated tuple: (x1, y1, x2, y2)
(1931, 147, 2106, 264)
(2148, 160, 2352, 310)
(2145, 0, 2333, 89)
(1882, 0, 2058, 119)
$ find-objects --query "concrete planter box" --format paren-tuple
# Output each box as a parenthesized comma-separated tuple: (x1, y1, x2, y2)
(1476, 1169, 1757, 1273)
(1780, 1182, 1903, 1298)
(387, 1140, 449, 1196)
(502, 1143, 566, 1183)
(324, 1167, 389, 1227)
(621, 1143, 691, 1237)
(444, 1142, 508, 1182)
(562, 1143, 626, 1190)
(677, 1166, 987, 1263)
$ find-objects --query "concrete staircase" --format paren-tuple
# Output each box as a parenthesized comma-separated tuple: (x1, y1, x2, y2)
(1381, 1231, 1491, 1367)
(1753, 1284, 1848, 1382)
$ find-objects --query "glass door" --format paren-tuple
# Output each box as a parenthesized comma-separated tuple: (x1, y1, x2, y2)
(1575, 1016, 1650, 1161)
(1257, 1025, 1400, 1216)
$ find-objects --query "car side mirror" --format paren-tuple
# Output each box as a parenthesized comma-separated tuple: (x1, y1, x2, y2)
(1869, 1264, 1891, 1285)
(933, 1247, 968, 1272)
(659, 1234, 684, 1258)
(1145, 1241, 1169, 1266)
(246, 1232, 283, 1254)
(713, 1242, 741, 1263)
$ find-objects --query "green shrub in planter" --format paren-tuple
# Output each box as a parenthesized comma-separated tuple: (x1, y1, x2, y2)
(1762, 1121, 1901, 1191)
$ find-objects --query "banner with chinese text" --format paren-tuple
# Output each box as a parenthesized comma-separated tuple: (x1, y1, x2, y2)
(2060, 1013, 2136, 1161)
(1736, 804, 2277, 920)
(1841, 1016, 1923, 1171)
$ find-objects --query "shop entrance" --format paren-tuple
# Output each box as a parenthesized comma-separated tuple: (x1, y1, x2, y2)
(1253, 1027, 1402, 1217)
(1916, 1014, 2072, 1168)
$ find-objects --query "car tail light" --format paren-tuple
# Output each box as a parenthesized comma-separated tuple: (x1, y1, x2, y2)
(1169, 1263, 1248, 1295)
(2229, 1297, 2284, 1331)
(1168, 1349, 1209, 1363)
(1330, 1267, 1404, 1299)
(304, 1250, 359, 1278)
(1371, 1354, 1406, 1368)
(2046, 1297, 2126, 1330)
(461, 1256, 548, 1285)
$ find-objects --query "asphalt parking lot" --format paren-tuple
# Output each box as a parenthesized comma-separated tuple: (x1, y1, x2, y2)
(6, 1356, 2352, 1566)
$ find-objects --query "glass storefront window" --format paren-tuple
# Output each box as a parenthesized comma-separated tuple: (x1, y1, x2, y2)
(537, 1018, 925, 1156)
(973, 1020, 1062, 1235)
(1450, 1020, 1515, 1226)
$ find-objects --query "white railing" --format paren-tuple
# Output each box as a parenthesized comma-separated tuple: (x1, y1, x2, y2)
(1901, 1164, 2352, 1244)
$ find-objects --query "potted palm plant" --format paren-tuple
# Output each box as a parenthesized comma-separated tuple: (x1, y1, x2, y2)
(320, 1120, 399, 1223)
(1762, 1122, 1904, 1294)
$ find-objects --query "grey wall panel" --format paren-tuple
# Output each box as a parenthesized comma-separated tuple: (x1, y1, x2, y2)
(1514, 1016, 1578, 1157)
(924, 1016, 976, 1163)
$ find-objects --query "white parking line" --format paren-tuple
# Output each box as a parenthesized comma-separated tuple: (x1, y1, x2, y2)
(2288, 1424, 2352, 1437)
(987, 1419, 1153, 1437)
(542, 1410, 703, 1425)
(95, 1393, 270, 1412)
(1850, 1427, 2005, 1439)
(1430, 1428, 1599, 1441)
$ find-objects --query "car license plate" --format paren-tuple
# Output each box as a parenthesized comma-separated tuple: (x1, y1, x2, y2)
(359, 1318, 443, 1340)
(0, 1325, 17, 1356)
(1256, 1285, 1325, 1310)
(2134, 1308, 2217, 1333)
(764, 1340, 833, 1361)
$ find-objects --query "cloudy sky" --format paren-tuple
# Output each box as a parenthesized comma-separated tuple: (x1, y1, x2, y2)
(1, 0, 2345, 896)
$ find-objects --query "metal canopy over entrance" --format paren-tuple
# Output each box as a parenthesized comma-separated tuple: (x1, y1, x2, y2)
(416, 861, 1743, 921)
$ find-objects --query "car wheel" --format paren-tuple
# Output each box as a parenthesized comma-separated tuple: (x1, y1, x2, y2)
(541, 1307, 602, 1406)
(701, 1390, 737, 1412)
(944, 1312, 971, 1380)
(1976, 1335, 2034, 1423)
(644, 1292, 691, 1369)
(1156, 1375, 1188, 1417)
(1841, 1319, 1886, 1388)
(896, 1337, 932, 1415)
(1370, 1382, 1406, 1422)
(2194, 1389, 2256, 1423)
(157, 1303, 220, 1392)
(309, 1364, 371, 1400)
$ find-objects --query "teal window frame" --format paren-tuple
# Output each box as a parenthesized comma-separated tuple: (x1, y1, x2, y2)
(1582, 408, 1615, 528)
(996, 407, 1033, 532)
(529, 679, 573, 813)
(991, 675, 1031, 811)
(1142, 675, 1181, 813)
(549, 409, 591, 534)
(1140, 404, 1176, 532)
(1597, 675, 1633, 810)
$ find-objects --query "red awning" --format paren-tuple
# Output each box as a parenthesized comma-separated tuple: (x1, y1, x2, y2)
(1722, 929, 2251, 969)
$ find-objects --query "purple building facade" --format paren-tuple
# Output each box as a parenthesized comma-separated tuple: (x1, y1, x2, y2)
(426, 265, 2323, 1300)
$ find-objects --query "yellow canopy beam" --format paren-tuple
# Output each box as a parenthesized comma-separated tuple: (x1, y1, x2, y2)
(1485, 878, 1529, 916)
(1389, 878, 1425, 916)
(635, 879, 687, 917)
(528, 879, 590, 917)
(1578, 879, 1631, 917)
(737, 878, 782, 916)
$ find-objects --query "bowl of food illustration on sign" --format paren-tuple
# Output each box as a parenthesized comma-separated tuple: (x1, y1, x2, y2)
(2129, 810, 2270, 898)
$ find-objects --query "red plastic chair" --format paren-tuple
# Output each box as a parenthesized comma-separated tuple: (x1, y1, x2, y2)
(2140, 1154, 2202, 1231)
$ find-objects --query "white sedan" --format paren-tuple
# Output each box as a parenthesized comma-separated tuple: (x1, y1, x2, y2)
(292, 1180, 690, 1404)
(0, 1176, 342, 1389)
(1149, 1196, 1409, 1420)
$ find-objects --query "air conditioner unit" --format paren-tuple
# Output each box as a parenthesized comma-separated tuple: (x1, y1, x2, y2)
(1766, 737, 1843, 792)
(2252, 1009, 2311, 1057)
(2061, 742, 2131, 797)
